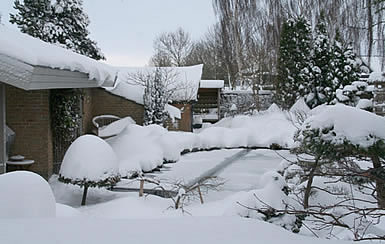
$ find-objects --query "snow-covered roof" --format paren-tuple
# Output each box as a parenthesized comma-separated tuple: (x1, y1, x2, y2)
(367, 72, 385, 83)
(0, 25, 117, 90)
(106, 65, 203, 104)
(200, 80, 224, 89)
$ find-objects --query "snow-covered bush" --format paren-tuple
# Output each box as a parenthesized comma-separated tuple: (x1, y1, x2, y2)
(59, 135, 120, 205)
(0, 171, 56, 218)
(336, 81, 374, 111)
(225, 171, 303, 233)
(107, 124, 166, 177)
(295, 104, 385, 208)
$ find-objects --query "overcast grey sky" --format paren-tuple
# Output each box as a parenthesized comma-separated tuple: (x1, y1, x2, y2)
(0, 0, 216, 66)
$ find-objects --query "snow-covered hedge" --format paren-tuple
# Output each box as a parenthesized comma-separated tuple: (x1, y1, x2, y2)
(106, 106, 296, 177)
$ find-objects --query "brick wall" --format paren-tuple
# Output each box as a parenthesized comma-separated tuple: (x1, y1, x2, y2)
(5, 85, 53, 179)
(169, 103, 192, 132)
(82, 88, 192, 133)
(82, 88, 145, 134)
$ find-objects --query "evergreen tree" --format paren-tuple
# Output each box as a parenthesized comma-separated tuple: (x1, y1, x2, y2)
(306, 13, 334, 108)
(10, 0, 104, 60)
(52, 0, 104, 60)
(332, 30, 360, 93)
(143, 69, 169, 126)
(275, 17, 313, 109)
(10, 0, 54, 42)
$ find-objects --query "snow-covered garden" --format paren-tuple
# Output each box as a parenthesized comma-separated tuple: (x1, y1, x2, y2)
(1, 100, 385, 243)
(1, 0, 385, 243)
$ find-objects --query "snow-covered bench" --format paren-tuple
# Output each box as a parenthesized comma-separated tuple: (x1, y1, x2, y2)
(92, 115, 136, 138)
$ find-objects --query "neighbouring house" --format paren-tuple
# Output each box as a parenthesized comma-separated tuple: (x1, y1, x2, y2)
(0, 26, 117, 178)
(193, 80, 224, 125)
(99, 65, 203, 132)
(220, 86, 274, 117)
(368, 72, 385, 116)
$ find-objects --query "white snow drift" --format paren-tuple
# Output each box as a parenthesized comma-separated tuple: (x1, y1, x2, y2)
(0, 171, 56, 218)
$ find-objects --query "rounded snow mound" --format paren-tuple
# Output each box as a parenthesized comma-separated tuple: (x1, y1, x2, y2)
(0, 171, 56, 218)
(60, 135, 119, 182)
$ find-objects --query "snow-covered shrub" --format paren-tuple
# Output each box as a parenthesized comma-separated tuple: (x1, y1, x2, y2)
(107, 124, 165, 177)
(0, 171, 56, 218)
(336, 81, 374, 111)
(225, 171, 303, 233)
(295, 104, 385, 208)
(59, 135, 120, 205)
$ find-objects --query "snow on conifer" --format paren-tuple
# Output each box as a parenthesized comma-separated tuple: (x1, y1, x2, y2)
(143, 68, 170, 126)
(300, 104, 385, 148)
(10, 0, 104, 60)
(275, 17, 312, 109)
(306, 13, 334, 108)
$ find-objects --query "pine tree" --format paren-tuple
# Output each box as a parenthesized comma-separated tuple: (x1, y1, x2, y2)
(332, 30, 360, 92)
(143, 69, 169, 126)
(10, 0, 54, 42)
(10, 0, 104, 60)
(52, 0, 104, 60)
(275, 17, 313, 109)
(306, 13, 334, 108)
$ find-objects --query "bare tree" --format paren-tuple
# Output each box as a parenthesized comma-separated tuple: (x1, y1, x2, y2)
(151, 27, 192, 67)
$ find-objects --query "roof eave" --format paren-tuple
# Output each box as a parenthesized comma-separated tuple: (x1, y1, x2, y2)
(0, 54, 115, 90)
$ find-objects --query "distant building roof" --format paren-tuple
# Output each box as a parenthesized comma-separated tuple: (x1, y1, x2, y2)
(200, 80, 224, 89)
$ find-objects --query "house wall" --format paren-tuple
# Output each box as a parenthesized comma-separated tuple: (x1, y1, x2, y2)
(5, 85, 53, 179)
(82, 88, 145, 134)
(169, 103, 192, 132)
(82, 88, 192, 133)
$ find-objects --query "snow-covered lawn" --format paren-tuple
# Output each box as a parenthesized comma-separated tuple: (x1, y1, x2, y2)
(0, 149, 356, 244)
(0, 217, 352, 244)
(2, 102, 383, 243)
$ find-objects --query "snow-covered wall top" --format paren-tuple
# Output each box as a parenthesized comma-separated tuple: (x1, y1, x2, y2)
(200, 80, 224, 89)
(106, 65, 203, 104)
(0, 25, 117, 84)
(368, 72, 385, 83)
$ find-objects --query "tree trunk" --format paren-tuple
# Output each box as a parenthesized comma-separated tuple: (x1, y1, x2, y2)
(371, 155, 385, 208)
(81, 184, 89, 206)
(367, 0, 373, 66)
(175, 196, 181, 209)
(304, 159, 318, 209)
(139, 179, 144, 197)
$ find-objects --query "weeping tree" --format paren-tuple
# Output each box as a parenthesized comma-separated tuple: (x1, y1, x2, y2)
(212, 0, 258, 88)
